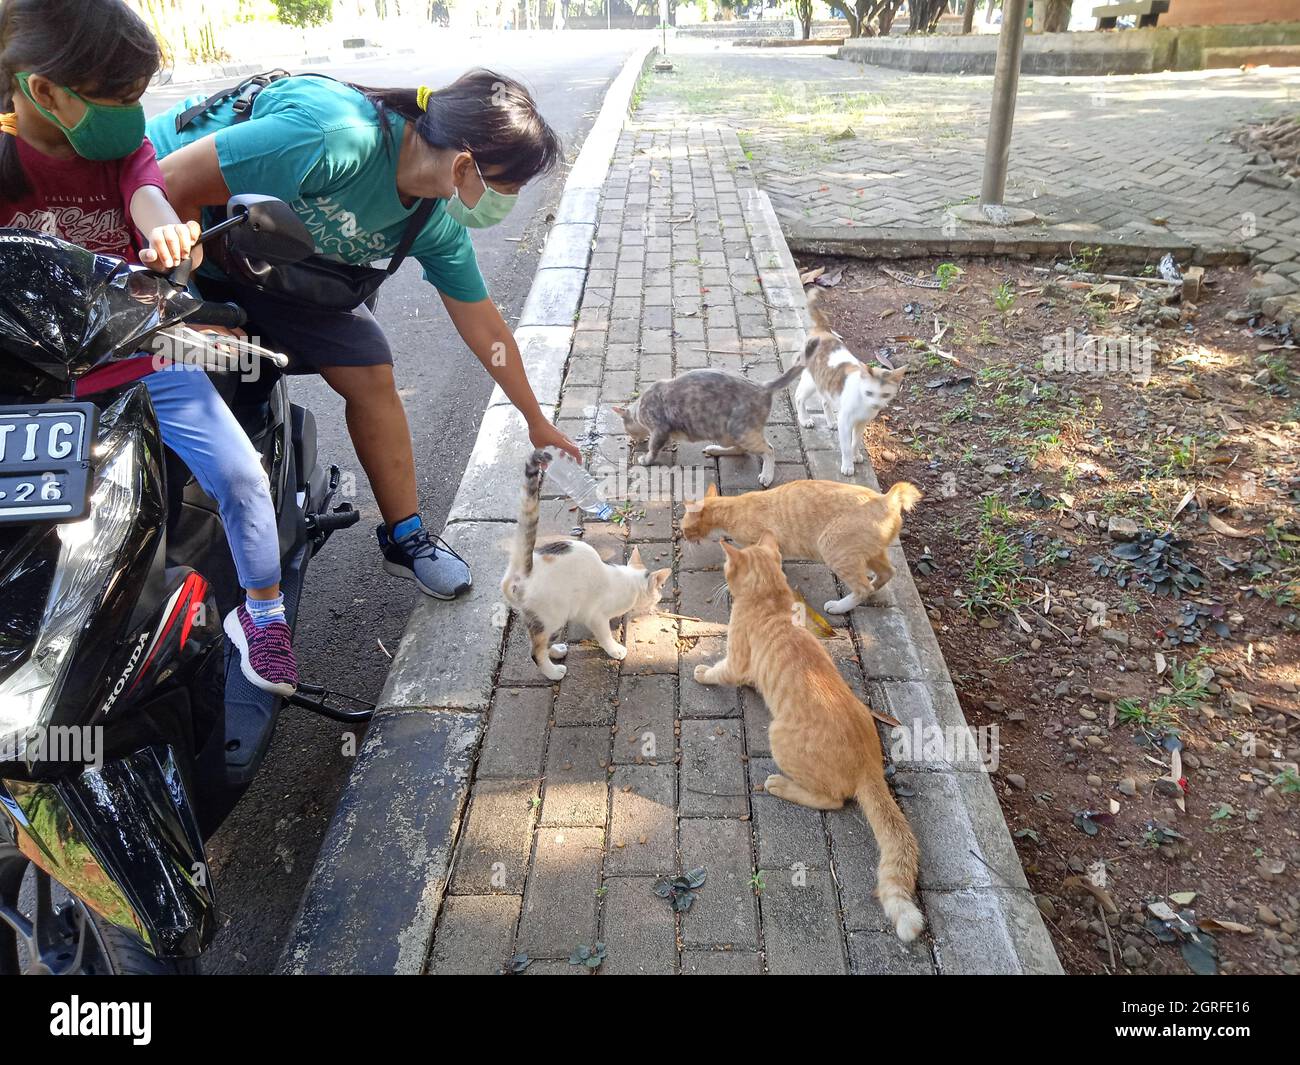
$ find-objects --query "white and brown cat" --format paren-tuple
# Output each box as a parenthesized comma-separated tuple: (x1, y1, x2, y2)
(694, 534, 925, 942)
(501, 450, 670, 681)
(795, 288, 905, 476)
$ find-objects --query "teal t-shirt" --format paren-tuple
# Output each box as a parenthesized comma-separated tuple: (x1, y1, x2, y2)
(147, 75, 488, 303)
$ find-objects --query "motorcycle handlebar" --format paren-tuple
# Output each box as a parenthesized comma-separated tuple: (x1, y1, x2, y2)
(192, 301, 249, 331)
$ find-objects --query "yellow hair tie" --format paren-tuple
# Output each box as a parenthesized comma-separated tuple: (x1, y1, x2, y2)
(415, 85, 432, 112)
(0, 112, 17, 137)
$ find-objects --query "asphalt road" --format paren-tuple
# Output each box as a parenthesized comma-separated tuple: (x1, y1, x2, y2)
(142, 30, 639, 974)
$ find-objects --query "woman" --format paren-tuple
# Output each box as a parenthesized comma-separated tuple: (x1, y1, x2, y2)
(148, 70, 580, 600)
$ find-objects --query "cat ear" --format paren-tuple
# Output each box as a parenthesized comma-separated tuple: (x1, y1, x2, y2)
(611, 404, 628, 417)
(720, 540, 740, 560)
(886, 367, 906, 384)
(628, 545, 645, 569)
(650, 567, 671, 593)
(705, 483, 719, 498)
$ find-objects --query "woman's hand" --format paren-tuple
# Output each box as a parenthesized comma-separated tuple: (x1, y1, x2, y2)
(529, 418, 581, 462)
(140, 220, 202, 271)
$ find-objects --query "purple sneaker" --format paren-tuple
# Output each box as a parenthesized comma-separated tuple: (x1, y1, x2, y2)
(223, 606, 298, 697)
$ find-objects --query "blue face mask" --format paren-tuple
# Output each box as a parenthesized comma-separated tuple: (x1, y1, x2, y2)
(445, 157, 517, 229)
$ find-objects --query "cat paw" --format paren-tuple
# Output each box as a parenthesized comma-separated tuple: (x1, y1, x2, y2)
(839, 461, 855, 476)
(542, 663, 568, 682)
(764, 773, 787, 795)
(824, 597, 854, 615)
(693, 664, 712, 683)
(637, 454, 654, 467)
(549, 642, 568, 660)
(701, 445, 726, 457)
(605, 643, 627, 661)
(799, 417, 816, 429)
(757, 470, 774, 488)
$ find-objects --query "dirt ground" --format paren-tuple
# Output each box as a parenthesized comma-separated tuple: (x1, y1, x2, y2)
(803, 254, 1300, 975)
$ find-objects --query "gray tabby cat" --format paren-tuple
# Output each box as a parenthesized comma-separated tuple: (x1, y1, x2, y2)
(612, 362, 804, 488)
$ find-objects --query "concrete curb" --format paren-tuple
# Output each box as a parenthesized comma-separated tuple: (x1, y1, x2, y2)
(747, 184, 1062, 973)
(786, 224, 1250, 268)
(277, 40, 659, 976)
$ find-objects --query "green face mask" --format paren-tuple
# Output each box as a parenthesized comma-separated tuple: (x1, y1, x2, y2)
(16, 73, 146, 162)
(445, 157, 517, 230)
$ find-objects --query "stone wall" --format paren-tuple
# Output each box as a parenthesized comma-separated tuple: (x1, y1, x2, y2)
(838, 21, 1300, 75)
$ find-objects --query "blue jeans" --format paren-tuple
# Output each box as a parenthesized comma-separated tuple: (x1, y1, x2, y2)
(142, 364, 281, 591)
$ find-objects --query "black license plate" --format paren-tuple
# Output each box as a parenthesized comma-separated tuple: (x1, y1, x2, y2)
(0, 403, 97, 525)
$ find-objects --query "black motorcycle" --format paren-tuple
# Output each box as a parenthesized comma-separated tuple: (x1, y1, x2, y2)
(0, 197, 369, 974)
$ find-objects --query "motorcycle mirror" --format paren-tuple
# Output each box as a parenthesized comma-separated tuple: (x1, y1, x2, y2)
(224, 194, 315, 265)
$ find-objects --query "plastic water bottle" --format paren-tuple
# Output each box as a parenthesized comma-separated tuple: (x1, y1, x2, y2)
(545, 455, 614, 521)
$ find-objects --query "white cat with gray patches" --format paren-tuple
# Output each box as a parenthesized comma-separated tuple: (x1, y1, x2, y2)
(501, 450, 671, 681)
(613, 361, 804, 488)
(795, 288, 905, 475)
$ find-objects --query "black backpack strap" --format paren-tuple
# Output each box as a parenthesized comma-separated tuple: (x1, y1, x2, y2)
(385, 199, 437, 275)
(173, 69, 293, 134)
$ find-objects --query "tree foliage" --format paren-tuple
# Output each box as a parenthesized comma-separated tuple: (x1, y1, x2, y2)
(273, 0, 333, 28)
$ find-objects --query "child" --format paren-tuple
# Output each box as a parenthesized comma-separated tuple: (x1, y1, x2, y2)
(0, 0, 297, 697)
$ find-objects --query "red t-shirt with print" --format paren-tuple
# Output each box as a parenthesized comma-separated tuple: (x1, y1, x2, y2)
(0, 133, 169, 393)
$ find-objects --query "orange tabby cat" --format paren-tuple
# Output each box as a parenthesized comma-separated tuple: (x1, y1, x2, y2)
(681, 479, 921, 614)
(694, 534, 924, 941)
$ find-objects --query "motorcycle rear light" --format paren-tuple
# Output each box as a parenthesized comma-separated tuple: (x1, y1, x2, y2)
(0, 427, 140, 768)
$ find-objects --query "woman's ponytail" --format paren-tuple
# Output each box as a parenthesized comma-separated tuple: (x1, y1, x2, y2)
(354, 69, 561, 187)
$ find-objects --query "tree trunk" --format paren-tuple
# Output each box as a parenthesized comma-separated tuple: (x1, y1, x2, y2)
(962, 0, 976, 33)
(1040, 0, 1072, 32)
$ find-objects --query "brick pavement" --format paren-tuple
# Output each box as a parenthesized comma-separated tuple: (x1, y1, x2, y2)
(639, 43, 1300, 318)
(427, 121, 961, 976)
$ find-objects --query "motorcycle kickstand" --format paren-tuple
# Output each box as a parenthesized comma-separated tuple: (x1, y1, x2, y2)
(287, 683, 375, 722)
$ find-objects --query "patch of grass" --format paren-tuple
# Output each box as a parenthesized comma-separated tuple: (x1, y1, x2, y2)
(960, 505, 1030, 617)
(936, 262, 962, 290)
(1274, 767, 1300, 795)
(993, 281, 1016, 313)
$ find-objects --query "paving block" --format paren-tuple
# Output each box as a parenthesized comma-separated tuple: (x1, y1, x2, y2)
(479, 688, 552, 779)
(497, 620, 555, 687)
(613, 674, 676, 765)
(607, 764, 676, 874)
(682, 951, 764, 975)
(741, 688, 771, 757)
(598, 876, 678, 975)
(623, 612, 679, 674)
(847, 930, 934, 976)
(553, 641, 620, 726)
(679, 719, 747, 817)
(541, 727, 611, 827)
(449, 780, 539, 896)
(517, 827, 605, 959)
(676, 568, 731, 636)
(679, 636, 740, 718)
(749, 757, 832, 871)
(758, 866, 848, 975)
(679, 818, 760, 949)
(427, 895, 521, 975)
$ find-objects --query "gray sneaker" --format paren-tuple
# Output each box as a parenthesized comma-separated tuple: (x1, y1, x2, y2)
(377, 523, 472, 599)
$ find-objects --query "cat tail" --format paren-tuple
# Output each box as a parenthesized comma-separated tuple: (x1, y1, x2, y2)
(762, 353, 808, 393)
(884, 481, 923, 514)
(804, 284, 834, 334)
(510, 449, 551, 580)
(854, 772, 925, 942)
